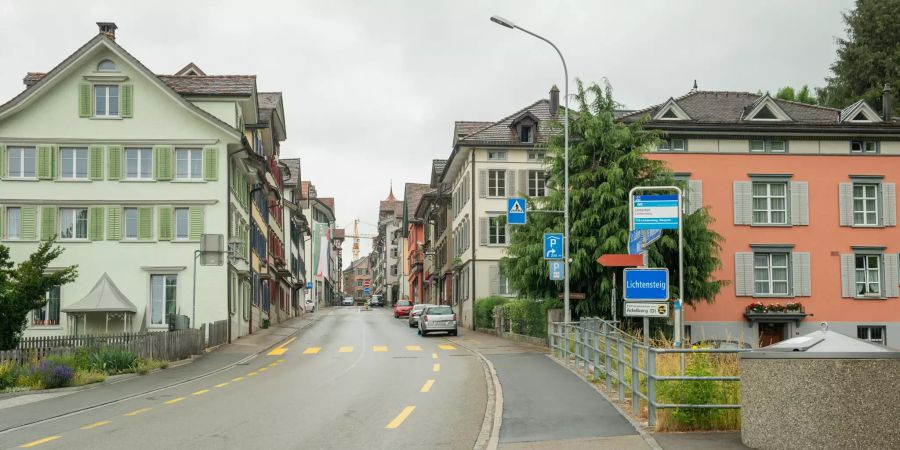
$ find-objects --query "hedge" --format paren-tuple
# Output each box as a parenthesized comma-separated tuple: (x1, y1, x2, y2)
(474, 297, 510, 329)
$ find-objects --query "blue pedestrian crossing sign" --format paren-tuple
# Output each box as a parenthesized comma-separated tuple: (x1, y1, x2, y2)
(548, 261, 564, 280)
(507, 197, 527, 225)
(543, 233, 564, 260)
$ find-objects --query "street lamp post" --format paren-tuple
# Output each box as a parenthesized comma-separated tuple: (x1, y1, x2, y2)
(491, 15, 571, 326)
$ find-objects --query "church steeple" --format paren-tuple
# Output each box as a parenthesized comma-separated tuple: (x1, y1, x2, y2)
(385, 181, 398, 202)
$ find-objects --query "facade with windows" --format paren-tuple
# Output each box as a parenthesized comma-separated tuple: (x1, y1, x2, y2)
(371, 187, 403, 304)
(300, 182, 340, 306)
(623, 88, 900, 347)
(342, 255, 371, 301)
(404, 183, 431, 304)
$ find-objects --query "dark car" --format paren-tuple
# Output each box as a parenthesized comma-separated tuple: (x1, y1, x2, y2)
(368, 295, 384, 307)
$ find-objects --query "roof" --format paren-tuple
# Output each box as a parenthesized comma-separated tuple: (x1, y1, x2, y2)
(460, 99, 560, 145)
(281, 158, 301, 186)
(61, 273, 137, 313)
(23, 71, 257, 97)
(300, 181, 312, 200)
(318, 197, 335, 211)
(404, 183, 431, 222)
(380, 198, 403, 219)
(453, 121, 492, 144)
(414, 188, 438, 219)
(174, 62, 206, 76)
(430, 159, 448, 188)
(257, 91, 282, 122)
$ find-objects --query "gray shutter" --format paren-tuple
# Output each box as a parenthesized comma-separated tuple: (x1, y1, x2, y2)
(687, 180, 703, 214)
(790, 181, 809, 226)
(734, 252, 755, 296)
(839, 254, 854, 298)
(506, 170, 515, 198)
(733, 181, 752, 225)
(839, 183, 853, 226)
(479, 217, 488, 245)
(884, 253, 899, 298)
(479, 169, 487, 198)
(518, 169, 528, 196)
(791, 252, 811, 297)
(488, 265, 499, 296)
(882, 183, 896, 227)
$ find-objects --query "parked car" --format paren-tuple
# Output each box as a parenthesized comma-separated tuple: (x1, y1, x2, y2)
(369, 295, 384, 307)
(304, 299, 315, 313)
(393, 300, 412, 318)
(692, 339, 751, 350)
(408, 303, 434, 328)
(418, 305, 457, 336)
(342, 297, 354, 306)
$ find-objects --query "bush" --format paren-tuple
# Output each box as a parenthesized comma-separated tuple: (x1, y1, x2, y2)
(474, 297, 510, 329)
(88, 347, 138, 374)
(0, 361, 22, 389)
(499, 298, 563, 338)
(29, 361, 74, 389)
(72, 369, 106, 386)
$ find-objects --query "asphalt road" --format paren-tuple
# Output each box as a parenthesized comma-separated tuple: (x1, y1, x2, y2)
(0, 307, 488, 450)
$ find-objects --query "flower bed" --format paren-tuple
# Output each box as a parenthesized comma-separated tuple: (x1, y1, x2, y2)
(745, 302, 804, 314)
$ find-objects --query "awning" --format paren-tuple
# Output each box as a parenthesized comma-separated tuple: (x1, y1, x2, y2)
(61, 273, 137, 313)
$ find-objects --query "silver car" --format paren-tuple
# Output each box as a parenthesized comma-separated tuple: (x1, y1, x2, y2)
(418, 305, 457, 336)
(407, 303, 433, 328)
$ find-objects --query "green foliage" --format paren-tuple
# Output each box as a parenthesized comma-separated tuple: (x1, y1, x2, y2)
(0, 360, 21, 389)
(775, 85, 818, 105)
(500, 298, 562, 337)
(656, 353, 726, 429)
(72, 369, 106, 386)
(0, 239, 78, 350)
(88, 347, 138, 374)
(474, 296, 509, 329)
(502, 80, 726, 318)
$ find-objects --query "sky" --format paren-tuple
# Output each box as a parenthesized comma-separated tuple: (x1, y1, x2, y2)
(0, 0, 855, 267)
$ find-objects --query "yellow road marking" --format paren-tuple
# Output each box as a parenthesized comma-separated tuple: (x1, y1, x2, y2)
(405, 345, 422, 351)
(215, 382, 229, 388)
(433, 363, 440, 372)
(247, 371, 258, 376)
(385, 406, 416, 429)
(268, 348, 287, 356)
(165, 397, 186, 404)
(80, 420, 111, 430)
(18, 436, 61, 448)
(438, 344, 456, 350)
(339, 346, 354, 353)
(277, 359, 285, 363)
(420, 379, 435, 393)
(303, 347, 321, 354)
(232, 377, 244, 382)
(282, 336, 297, 346)
(269, 362, 278, 367)
(373, 345, 388, 352)
(124, 407, 152, 416)
(432, 353, 438, 359)
(259, 367, 268, 372)
(192, 389, 209, 396)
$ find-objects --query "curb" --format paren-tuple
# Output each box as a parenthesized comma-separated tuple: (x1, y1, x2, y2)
(449, 335, 503, 450)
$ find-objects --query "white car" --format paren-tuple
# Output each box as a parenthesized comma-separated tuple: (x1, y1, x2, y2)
(304, 299, 315, 313)
(342, 297, 354, 306)
(418, 305, 458, 336)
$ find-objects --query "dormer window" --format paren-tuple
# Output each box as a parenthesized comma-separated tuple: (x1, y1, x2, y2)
(97, 59, 117, 72)
(744, 95, 792, 121)
(520, 125, 533, 143)
(753, 105, 777, 120)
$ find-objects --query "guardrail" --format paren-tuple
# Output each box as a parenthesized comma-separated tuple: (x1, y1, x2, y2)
(549, 318, 746, 428)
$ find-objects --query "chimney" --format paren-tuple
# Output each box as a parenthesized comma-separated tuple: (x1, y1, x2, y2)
(97, 22, 118, 40)
(883, 84, 893, 122)
(549, 85, 560, 116)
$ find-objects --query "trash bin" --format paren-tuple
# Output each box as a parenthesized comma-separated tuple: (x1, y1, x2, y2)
(740, 323, 900, 450)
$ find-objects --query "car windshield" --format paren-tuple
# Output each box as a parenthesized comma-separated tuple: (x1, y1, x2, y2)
(426, 307, 453, 315)
(397, 301, 411, 306)
(412, 304, 428, 311)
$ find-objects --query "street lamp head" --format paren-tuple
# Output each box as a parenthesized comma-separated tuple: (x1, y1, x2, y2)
(490, 15, 516, 29)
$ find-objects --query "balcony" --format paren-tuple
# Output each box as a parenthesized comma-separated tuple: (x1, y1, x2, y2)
(743, 302, 808, 327)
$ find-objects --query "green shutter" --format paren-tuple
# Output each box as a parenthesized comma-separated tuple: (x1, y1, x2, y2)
(41, 206, 58, 241)
(189, 206, 204, 240)
(79, 83, 91, 118)
(120, 84, 133, 118)
(203, 147, 218, 181)
(107, 145, 123, 180)
(107, 206, 121, 240)
(154, 145, 173, 181)
(158, 206, 173, 241)
(0, 144, 6, 178)
(20, 206, 37, 240)
(137, 207, 153, 240)
(89, 145, 104, 180)
(37, 144, 55, 179)
(89, 206, 104, 241)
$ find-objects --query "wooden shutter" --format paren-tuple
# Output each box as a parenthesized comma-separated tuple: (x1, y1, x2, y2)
(687, 180, 703, 214)
(37, 144, 55, 179)
(791, 252, 811, 297)
(189, 206, 204, 240)
(0, 144, 5, 178)
(884, 253, 899, 298)
(488, 264, 499, 296)
(158, 206, 173, 241)
(107, 206, 121, 240)
(734, 252, 754, 296)
(89, 145, 104, 180)
(20, 206, 37, 240)
(89, 207, 104, 241)
(120, 84, 133, 118)
(154, 145, 173, 181)
(506, 170, 516, 198)
(137, 207, 153, 240)
(78, 83, 91, 117)
(839, 254, 854, 298)
(518, 169, 528, 196)
(479, 217, 488, 246)
(838, 183, 853, 226)
(41, 206, 58, 240)
(789, 181, 809, 225)
(107, 145, 123, 180)
(203, 147, 218, 181)
(478, 169, 487, 198)
(732, 181, 752, 225)
(882, 183, 896, 227)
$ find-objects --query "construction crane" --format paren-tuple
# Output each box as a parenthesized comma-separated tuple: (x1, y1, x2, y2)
(344, 218, 377, 262)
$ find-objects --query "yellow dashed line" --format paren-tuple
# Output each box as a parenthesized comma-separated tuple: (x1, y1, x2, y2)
(277, 359, 285, 363)
(124, 407, 152, 416)
(267, 348, 287, 356)
(247, 371, 258, 376)
(18, 436, 61, 448)
(373, 345, 388, 352)
(80, 420, 111, 430)
(432, 353, 438, 359)
(433, 363, 441, 372)
(406, 345, 422, 351)
(232, 377, 244, 382)
(438, 344, 456, 350)
(192, 389, 209, 396)
(385, 406, 416, 429)
(303, 347, 321, 354)
(165, 397, 186, 404)
(269, 362, 278, 367)
(259, 367, 268, 372)
(420, 379, 435, 393)
(339, 346, 354, 353)
(215, 382, 229, 388)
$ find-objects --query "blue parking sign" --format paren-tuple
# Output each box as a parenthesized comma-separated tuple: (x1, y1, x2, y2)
(543, 233, 564, 260)
(548, 261, 564, 280)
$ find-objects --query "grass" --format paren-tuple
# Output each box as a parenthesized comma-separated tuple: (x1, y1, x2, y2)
(1, 349, 170, 392)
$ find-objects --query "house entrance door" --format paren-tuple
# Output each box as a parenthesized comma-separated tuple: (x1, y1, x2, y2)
(758, 322, 785, 347)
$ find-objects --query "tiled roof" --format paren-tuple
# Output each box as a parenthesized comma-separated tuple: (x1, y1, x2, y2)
(404, 183, 431, 221)
(453, 121, 492, 143)
(23, 72, 256, 97)
(432, 159, 447, 176)
(318, 197, 335, 211)
(459, 99, 559, 144)
(380, 199, 403, 219)
(300, 181, 312, 200)
(281, 158, 301, 186)
(258, 92, 282, 122)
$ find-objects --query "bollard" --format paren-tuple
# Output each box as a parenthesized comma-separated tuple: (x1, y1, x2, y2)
(647, 347, 657, 429)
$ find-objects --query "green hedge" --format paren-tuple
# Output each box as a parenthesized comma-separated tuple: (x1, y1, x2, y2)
(474, 297, 510, 329)
(500, 298, 563, 338)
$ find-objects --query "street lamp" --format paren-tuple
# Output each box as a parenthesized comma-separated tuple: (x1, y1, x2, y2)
(490, 15, 571, 326)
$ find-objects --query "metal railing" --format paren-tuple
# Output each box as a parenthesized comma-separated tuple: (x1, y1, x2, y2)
(549, 318, 746, 428)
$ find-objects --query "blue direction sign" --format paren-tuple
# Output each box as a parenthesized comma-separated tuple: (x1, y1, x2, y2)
(507, 197, 527, 225)
(548, 261, 564, 280)
(628, 229, 664, 255)
(306, 282, 313, 290)
(543, 233, 564, 260)
(364, 287, 371, 295)
(623, 268, 669, 301)
(633, 194, 679, 230)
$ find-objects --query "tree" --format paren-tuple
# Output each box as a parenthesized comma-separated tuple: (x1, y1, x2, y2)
(0, 239, 78, 350)
(819, 0, 900, 108)
(501, 81, 727, 318)
(775, 85, 818, 105)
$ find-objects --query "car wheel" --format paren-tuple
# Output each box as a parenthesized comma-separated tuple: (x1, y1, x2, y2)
(450, 329, 457, 336)
(420, 329, 427, 337)
(417, 328, 422, 335)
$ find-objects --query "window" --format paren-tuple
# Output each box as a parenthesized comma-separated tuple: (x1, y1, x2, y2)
(488, 170, 506, 197)
(520, 125, 532, 143)
(750, 139, 787, 153)
(124, 208, 138, 240)
(857, 326, 886, 345)
(59, 208, 88, 240)
(499, 275, 513, 296)
(175, 148, 203, 180)
(391, 247, 398, 258)
(752, 182, 787, 224)
(356, 280, 362, 287)
(97, 59, 117, 71)
(59, 147, 88, 179)
(7, 146, 37, 178)
(150, 274, 177, 325)
(391, 265, 398, 276)
(5, 207, 20, 240)
(528, 151, 545, 161)
(125, 148, 153, 179)
(174, 208, 189, 240)
(94, 84, 119, 117)
(33, 286, 60, 326)
(487, 151, 506, 161)
(489, 216, 506, 245)
(852, 183, 879, 226)
(754, 253, 790, 296)
(854, 254, 881, 297)
(850, 140, 878, 154)
(528, 170, 546, 197)
(659, 138, 686, 151)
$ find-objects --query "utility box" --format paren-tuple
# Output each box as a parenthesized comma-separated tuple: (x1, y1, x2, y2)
(740, 324, 900, 450)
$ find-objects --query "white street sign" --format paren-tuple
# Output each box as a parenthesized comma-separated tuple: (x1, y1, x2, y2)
(624, 302, 669, 317)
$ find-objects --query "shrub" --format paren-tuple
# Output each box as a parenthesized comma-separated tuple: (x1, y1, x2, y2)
(88, 347, 138, 374)
(499, 298, 563, 338)
(0, 361, 22, 389)
(474, 297, 509, 329)
(30, 361, 75, 389)
(72, 369, 106, 386)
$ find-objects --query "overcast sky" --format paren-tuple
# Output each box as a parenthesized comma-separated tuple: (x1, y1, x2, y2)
(0, 0, 855, 267)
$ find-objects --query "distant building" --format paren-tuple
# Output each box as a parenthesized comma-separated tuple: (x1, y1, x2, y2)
(372, 186, 403, 304)
(343, 255, 372, 301)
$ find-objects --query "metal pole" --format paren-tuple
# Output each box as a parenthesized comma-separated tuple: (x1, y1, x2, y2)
(192, 250, 200, 328)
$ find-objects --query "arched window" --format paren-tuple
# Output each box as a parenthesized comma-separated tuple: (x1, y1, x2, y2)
(97, 59, 117, 71)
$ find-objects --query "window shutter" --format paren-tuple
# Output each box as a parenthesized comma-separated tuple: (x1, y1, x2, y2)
(203, 147, 218, 181)
(734, 252, 754, 296)
(0, 206, 4, 238)
(41, 206, 58, 241)
(21, 206, 36, 240)
(120, 84, 133, 118)
(882, 183, 896, 227)
(0, 144, 5, 178)
(88, 206, 104, 241)
(37, 144, 55, 179)
(78, 83, 91, 118)
(506, 170, 516, 198)
(687, 180, 703, 214)
(479, 217, 488, 246)
(789, 181, 809, 225)
(158, 206, 173, 241)
(107, 145, 123, 180)
(478, 169, 487, 198)
(838, 183, 853, 226)
(791, 252, 811, 297)
(732, 181, 752, 225)
(154, 145, 173, 181)
(883, 253, 900, 298)
(488, 265, 499, 296)
(518, 169, 527, 196)
(89, 145, 104, 180)
(839, 254, 854, 298)
(189, 206, 204, 240)
(107, 207, 121, 240)
(137, 207, 153, 240)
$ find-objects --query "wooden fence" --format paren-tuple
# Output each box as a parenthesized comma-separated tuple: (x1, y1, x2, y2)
(205, 320, 228, 349)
